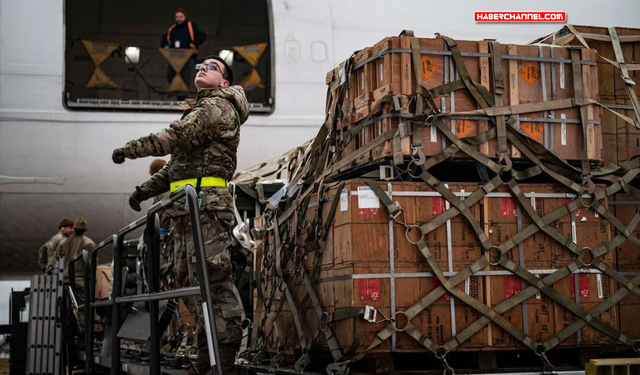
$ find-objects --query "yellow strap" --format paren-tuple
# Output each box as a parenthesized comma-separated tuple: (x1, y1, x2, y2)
(170, 177, 228, 192)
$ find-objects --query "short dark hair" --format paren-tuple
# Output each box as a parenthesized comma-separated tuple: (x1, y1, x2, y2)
(74, 228, 86, 236)
(203, 55, 234, 84)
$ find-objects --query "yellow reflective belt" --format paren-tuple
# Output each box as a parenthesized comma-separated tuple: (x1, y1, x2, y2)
(170, 177, 228, 192)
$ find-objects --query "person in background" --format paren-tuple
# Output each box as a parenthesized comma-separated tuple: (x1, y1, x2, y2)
(161, 7, 206, 90)
(57, 217, 96, 305)
(40, 218, 74, 272)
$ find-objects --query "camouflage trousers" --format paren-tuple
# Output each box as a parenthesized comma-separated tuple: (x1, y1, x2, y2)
(171, 210, 243, 373)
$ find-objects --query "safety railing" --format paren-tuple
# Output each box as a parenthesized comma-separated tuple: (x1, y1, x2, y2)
(68, 249, 90, 375)
(75, 185, 224, 375)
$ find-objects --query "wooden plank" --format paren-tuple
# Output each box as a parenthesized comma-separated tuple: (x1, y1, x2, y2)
(508, 44, 521, 158)
(478, 41, 491, 156)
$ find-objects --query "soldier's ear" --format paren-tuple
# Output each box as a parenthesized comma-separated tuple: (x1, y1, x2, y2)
(221, 80, 230, 88)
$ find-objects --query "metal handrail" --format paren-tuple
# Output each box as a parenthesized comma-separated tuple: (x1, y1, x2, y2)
(81, 185, 223, 375)
(68, 249, 90, 374)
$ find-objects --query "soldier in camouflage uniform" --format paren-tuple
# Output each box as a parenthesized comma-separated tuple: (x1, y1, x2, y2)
(112, 56, 248, 375)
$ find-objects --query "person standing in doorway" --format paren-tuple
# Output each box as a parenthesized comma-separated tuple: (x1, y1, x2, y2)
(161, 7, 207, 90)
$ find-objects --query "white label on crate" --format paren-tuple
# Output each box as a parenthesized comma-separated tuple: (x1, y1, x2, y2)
(531, 195, 536, 210)
(465, 278, 470, 294)
(460, 189, 466, 201)
(360, 71, 365, 90)
(122, 364, 129, 372)
(380, 64, 384, 82)
(597, 274, 603, 299)
(431, 124, 438, 143)
(560, 63, 565, 89)
(536, 274, 541, 299)
(340, 189, 349, 212)
(561, 114, 567, 146)
(95, 356, 100, 363)
(357, 186, 380, 209)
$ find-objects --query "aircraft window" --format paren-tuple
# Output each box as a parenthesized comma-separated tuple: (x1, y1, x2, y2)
(64, 0, 273, 113)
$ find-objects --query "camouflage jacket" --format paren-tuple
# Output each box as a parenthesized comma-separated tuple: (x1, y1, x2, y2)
(40, 231, 66, 271)
(123, 86, 249, 214)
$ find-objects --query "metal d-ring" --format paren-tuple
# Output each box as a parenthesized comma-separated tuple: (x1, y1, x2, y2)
(392, 311, 409, 332)
(488, 246, 501, 266)
(405, 224, 421, 245)
(578, 246, 594, 267)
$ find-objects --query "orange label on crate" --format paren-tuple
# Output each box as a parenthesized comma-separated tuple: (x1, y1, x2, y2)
(522, 122, 544, 141)
(421, 55, 438, 82)
(570, 274, 590, 298)
(455, 120, 475, 138)
(504, 275, 522, 298)
(519, 61, 541, 86)
(359, 278, 381, 301)
(502, 196, 517, 217)
(432, 197, 446, 215)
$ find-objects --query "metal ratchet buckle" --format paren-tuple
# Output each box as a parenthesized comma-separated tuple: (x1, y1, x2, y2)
(498, 152, 513, 173)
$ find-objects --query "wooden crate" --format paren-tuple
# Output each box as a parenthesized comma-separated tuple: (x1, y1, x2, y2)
(256, 181, 624, 354)
(533, 25, 640, 164)
(482, 184, 615, 348)
(325, 35, 602, 169)
(610, 195, 640, 342)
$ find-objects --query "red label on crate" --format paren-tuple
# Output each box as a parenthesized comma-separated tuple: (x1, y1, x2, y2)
(570, 274, 590, 299)
(358, 278, 381, 301)
(504, 275, 522, 298)
(358, 208, 380, 216)
(421, 55, 438, 82)
(562, 198, 582, 217)
(519, 61, 541, 86)
(502, 196, 517, 217)
(432, 197, 446, 215)
(432, 277, 451, 301)
(455, 120, 475, 138)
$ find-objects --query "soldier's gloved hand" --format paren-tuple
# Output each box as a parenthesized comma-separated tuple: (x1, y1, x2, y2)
(129, 186, 150, 212)
(112, 148, 125, 164)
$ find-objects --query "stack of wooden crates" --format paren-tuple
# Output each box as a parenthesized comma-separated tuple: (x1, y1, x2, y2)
(255, 27, 640, 364)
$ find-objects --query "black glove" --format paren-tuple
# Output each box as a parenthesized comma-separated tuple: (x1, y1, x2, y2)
(112, 148, 125, 164)
(129, 186, 150, 212)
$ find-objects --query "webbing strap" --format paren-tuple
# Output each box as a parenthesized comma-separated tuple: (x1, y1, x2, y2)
(570, 48, 593, 183)
(608, 27, 640, 126)
(440, 35, 493, 109)
(418, 170, 492, 250)
(490, 41, 508, 155)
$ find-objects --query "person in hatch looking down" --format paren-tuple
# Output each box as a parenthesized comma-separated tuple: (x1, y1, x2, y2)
(111, 56, 246, 375)
(161, 7, 206, 89)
